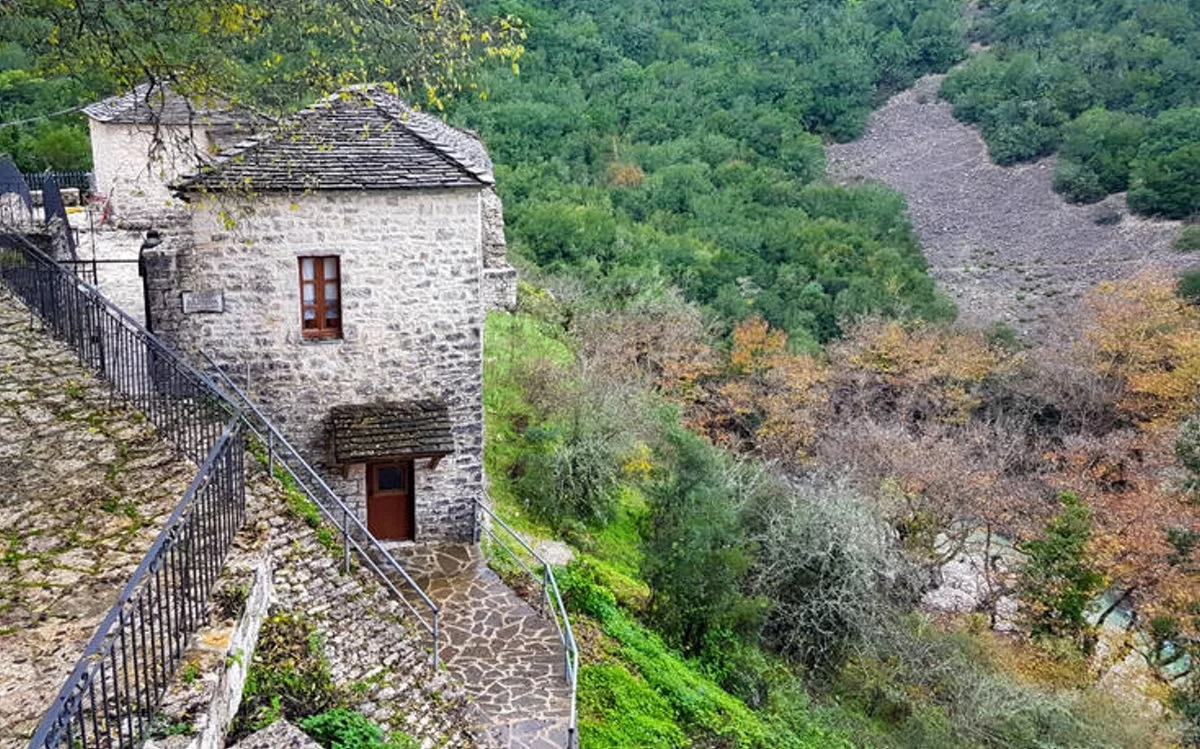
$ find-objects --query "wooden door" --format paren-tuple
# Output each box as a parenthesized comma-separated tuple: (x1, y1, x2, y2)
(367, 461, 415, 541)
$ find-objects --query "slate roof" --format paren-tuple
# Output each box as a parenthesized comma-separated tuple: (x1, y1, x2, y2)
(329, 401, 455, 464)
(83, 83, 253, 127)
(175, 84, 493, 192)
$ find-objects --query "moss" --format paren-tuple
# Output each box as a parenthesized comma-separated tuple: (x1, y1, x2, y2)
(578, 664, 686, 748)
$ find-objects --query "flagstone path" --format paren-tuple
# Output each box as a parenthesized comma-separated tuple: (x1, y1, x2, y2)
(394, 544, 574, 748)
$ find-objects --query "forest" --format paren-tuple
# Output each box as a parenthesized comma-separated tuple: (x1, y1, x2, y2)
(941, 0, 1200, 218)
(3, 0, 1200, 746)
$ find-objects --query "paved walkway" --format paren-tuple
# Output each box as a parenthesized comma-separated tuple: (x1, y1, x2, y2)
(395, 544, 574, 748)
(0, 290, 194, 747)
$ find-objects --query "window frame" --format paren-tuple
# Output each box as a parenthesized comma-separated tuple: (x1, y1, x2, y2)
(298, 255, 342, 340)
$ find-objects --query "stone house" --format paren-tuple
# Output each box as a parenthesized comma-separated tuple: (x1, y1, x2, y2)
(78, 84, 261, 320)
(84, 83, 258, 225)
(134, 85, 516, 543)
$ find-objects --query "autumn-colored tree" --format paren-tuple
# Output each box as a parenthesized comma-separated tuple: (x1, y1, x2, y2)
(1083, 273, 1200, 423)
(829, 318, 1014, 425)
(712, 317, 828, 464)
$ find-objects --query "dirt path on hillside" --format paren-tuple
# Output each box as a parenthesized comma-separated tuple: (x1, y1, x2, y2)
(827, 74, 1186, 339)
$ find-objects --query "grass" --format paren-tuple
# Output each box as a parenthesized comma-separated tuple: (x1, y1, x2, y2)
(1174, 225, 1200, 253)
(559, 562, 842, 749)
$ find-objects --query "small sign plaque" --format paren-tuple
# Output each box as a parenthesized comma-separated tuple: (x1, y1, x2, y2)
(181, 290, 225, 314)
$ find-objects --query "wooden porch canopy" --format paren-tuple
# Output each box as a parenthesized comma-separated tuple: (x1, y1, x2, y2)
(329, 400, 454, 466)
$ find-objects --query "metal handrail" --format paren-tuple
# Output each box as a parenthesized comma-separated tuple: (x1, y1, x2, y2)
(474, 499, 579, 746)
(27, 418, 245, 748)
(0, 230, 238, 461)
(1, 227, 251, 748)
(201, 355, 442, 668)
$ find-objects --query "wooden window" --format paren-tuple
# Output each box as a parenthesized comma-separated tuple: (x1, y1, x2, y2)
(299, 256, 341, 339)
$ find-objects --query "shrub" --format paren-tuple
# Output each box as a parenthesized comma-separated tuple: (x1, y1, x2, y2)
(514, 420, 625, 527)
(641, 424, 756, 655)
(560, 561, 838, 748)
(300, 708, 418, 749)
(832, 616, 1152, 749)
(1054, 159, 1106, 204)
(1128, 108, 1200, 219)
(1179, 270, 1200, 305)
(1057, 109, 1147, 197)
(1017, 492, 1104, 650)
(1174, 226, 1200, 253)
(743, 477, 911, 671)
(232, 611, 341, 738)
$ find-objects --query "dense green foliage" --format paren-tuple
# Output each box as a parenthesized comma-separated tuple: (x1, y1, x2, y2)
(942, 0, 1200, 218)
(1017, 493, 1104, 648)
(562, 562, 841, 748)
(484, 308, 1152, 748)
(641, 423, 756, 655)
(300, 709, 419, 749)
(1175, 225, 1200, 253)
(451, 0, 965, 342)
(0, 0, 522, 172)
(0, 41, 95, 171)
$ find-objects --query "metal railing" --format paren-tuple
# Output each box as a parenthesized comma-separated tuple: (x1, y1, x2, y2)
(0, 234, 231, 462)
(23, 170, 94, 197)
(201, 356, 442, 668)
(0, 229, 248, 748)
(27, 421, 245, 749)
(474, 500, 579, 746)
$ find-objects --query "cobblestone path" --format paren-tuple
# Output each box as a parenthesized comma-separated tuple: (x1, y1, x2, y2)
(0, 289, 195, 747)
(397, 545, 574, 749)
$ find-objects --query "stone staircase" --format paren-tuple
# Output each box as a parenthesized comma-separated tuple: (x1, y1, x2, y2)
(392, 545, 575, 748)
(0, 291, 198, 747)
(251, 472, 484, 746)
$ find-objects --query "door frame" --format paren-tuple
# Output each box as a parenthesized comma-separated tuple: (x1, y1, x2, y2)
(366, 459, 416, 541)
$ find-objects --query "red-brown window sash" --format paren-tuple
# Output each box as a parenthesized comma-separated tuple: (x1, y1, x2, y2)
(299, 256, 341, 339)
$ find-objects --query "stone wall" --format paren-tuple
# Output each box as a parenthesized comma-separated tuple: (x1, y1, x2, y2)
(482, 267, 518, 311)
(88, 120, 209, 226)
(480, 188, 517, 311)
(144, 188, 486, 542)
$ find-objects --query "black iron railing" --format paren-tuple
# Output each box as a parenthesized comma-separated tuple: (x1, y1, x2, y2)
(0, 233, 230, 461)
(0, 230, 246, 749)
(28, 421, 245, 748)
(23, 170, 94, 197)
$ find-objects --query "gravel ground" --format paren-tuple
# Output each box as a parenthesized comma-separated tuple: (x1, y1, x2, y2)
(828, 74, 1188, 340)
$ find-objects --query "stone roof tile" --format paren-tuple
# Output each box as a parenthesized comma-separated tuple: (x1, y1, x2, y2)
(83, 82, 254, 127)
(176, 85, 492, 192)
(329, 400, 455, 464)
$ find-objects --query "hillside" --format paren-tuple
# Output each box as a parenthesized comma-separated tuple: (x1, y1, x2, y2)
(828, 73, 1185, 338)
